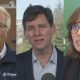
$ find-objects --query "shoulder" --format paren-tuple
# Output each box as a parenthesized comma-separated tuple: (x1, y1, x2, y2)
(16, 49, 32, 70)
(55, 47, 64, 57)
(64, 57, 80, 67)
(17, 49, 32, 60)
(64, 57, 80, 80)
(64, 57, 80, 75)
(6, 44, 16, 58)
(56, 47, 63, 53)
(6, 44, 15, 53)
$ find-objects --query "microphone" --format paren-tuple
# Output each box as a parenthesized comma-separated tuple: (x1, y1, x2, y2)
(41, 73, 56, 80)
(0, 72, 6, 80)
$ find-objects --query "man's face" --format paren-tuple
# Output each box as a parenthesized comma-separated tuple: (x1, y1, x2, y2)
(24, 14, 55, 50)
(0, 11, 8, 47)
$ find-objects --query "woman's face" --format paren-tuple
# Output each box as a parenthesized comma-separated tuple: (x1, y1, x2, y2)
(71, 23, 80, 53)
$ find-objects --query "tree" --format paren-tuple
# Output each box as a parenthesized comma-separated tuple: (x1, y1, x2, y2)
(53, 1, 64, 51)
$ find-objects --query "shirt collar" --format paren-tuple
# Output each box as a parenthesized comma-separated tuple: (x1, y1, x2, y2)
(0, 43, 16, 63)
(32, 51, 37, 63)
(50, 46, 57, 65)
(32, 46, 57, 65)
(0, 43, 7, 60)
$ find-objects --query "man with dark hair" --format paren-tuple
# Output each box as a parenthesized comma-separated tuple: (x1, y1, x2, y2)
(17, 5, 64, 80)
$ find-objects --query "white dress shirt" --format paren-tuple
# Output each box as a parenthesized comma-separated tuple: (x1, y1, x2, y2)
(32, 46, 57, 80)
(0, 43, 7, 60)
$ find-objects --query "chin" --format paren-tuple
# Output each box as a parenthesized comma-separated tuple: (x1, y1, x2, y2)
(76, 48, 80, 53)
(34, 46, 46, 51)
(78, 50, 80, 53)
(35, 47, 45, 50)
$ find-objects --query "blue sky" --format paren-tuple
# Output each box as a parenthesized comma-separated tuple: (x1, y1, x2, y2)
(17, 0, 64, 19)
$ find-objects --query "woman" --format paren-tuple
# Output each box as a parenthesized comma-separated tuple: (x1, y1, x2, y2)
(64, 7, 80, 80)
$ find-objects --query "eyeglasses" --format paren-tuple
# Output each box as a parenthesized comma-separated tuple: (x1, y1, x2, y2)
(0, 23, 7, 29)
(71, 23, 80, 34)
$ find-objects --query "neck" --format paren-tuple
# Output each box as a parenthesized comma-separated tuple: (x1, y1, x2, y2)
(33, 45, 53, 67)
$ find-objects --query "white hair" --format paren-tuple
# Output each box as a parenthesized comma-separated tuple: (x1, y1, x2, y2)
(0, 7, 11, 31)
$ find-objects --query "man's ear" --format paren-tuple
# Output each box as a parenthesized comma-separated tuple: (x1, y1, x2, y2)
(6, 30, 9, 38)
(52, 24, 56, 34)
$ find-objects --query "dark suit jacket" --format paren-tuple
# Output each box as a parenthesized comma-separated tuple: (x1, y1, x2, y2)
(64, 57, 80, 80)
(0, 44, 16, 80)
(17, 48, 64, 80)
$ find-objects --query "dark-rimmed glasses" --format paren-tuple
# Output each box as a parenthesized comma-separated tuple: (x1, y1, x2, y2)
(71, 23, 80, 34)
(0, 23, 7, 29)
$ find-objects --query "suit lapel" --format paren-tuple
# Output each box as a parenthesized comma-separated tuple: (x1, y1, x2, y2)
(24, 48, 64, 80)
(24, 49, 35, 80)
(56, 48, 64, 80)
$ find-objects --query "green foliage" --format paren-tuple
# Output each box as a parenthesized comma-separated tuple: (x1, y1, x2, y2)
(53, 3, 64, 51)
(17, 40, 31, 54)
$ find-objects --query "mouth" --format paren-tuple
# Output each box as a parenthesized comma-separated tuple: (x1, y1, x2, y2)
(34, 39, 44, 43)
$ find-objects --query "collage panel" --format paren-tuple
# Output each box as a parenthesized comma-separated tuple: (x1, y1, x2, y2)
(0, 0, 16, 80)
(16, 0, 64, 80)
(0, 0, 80, 80)
(64, 0, 80, 80)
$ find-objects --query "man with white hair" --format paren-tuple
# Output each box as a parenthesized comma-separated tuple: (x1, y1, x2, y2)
(0, 7, 16, 80)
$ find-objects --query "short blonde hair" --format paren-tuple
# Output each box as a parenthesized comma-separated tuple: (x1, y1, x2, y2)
(0, 7, 11, 31)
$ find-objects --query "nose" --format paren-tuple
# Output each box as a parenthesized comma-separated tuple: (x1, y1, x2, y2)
(33, 27, 41, 36)
(0, 28, 3, 33)
(77, 28, 80, 36)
